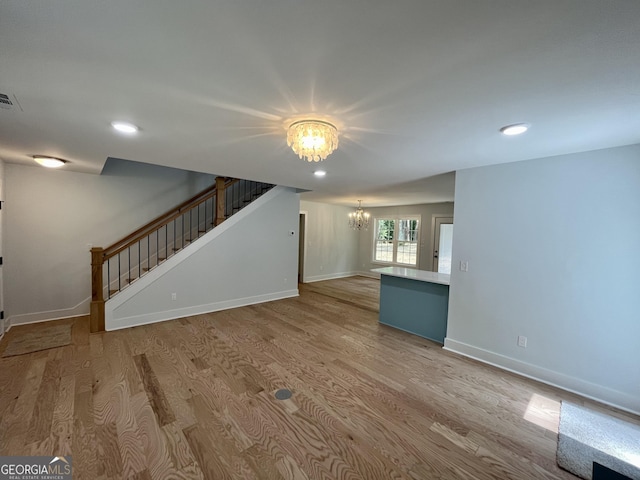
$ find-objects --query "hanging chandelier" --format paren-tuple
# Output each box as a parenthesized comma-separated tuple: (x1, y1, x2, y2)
(349, 200, 370, 230)
(287, 120, 338, 162)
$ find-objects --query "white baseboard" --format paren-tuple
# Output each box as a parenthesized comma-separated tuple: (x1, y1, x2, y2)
(355, 270, 380, 279)
(304, 271, 359, 283)
(107, 289, 299, 331)
(443, 338, 640, 416)
(8, 297, 90, 327)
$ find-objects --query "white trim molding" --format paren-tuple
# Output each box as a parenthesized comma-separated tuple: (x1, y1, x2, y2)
(107, 289, 299, 331)
(303, 271, 359, 283)
(443, 338, 640, 416)
(8, 297, 90, 327)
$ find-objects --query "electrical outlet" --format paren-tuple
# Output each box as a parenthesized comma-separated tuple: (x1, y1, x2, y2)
(517, 335, 527, 348)
(171, 293, 177, 301)
(460, 261, 469, 272)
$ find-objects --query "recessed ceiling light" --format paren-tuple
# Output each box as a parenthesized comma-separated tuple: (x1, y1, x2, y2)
(314, 170, 327, 177)
(500, 123, 530, 136)
(111, 121, 139, 134)
(33, 155, 68, 168)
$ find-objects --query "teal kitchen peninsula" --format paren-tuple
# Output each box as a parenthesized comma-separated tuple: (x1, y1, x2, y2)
(373, 266, 450, 344)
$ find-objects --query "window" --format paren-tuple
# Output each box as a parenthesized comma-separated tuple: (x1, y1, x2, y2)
(374, 217, 420, 266)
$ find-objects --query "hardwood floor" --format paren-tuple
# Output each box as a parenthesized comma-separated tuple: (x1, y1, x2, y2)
(1, 276, 637, 479)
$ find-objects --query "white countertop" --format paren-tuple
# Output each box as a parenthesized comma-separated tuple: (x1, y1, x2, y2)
(372, 266, 450, 286)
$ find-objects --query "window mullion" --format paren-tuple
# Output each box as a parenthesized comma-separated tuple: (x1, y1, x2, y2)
(392, 220, 398, 263)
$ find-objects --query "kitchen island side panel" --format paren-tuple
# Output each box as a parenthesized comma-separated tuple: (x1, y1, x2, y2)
(379, 274, 449, 344)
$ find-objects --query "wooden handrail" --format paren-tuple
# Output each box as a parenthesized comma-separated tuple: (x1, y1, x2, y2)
(102, 178, 238, 260)
(103, 183, 216, 257)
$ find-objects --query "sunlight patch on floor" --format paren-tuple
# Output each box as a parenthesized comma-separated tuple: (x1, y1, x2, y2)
(524, 393, 561, 433)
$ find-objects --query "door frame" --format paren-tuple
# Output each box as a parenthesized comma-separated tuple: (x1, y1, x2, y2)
(298, 211, 308, 283)
(431, 215, 453, 272)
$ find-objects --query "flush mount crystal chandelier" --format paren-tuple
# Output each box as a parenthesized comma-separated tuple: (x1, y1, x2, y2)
(349, 200, 370, 230)
(287, 120, 338, 162)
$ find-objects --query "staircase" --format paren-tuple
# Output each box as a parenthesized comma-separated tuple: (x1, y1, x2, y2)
(90, 177, 274, 332)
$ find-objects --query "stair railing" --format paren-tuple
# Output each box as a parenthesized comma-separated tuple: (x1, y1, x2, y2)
(90, 177, 274, 332)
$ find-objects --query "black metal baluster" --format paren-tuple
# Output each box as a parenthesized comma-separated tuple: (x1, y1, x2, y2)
(235, 181, 238, 212)
(181, 212, 185, 249)
(118, 252, 121, 293)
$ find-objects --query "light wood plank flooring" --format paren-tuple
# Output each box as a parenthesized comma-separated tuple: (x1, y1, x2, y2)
(1, 276, 637, 479)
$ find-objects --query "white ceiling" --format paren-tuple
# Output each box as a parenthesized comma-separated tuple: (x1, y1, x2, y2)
(1, 1, 639, 206)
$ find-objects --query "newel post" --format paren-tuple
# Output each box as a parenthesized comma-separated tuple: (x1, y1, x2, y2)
(90, 247, 105, 333)
(215, 176, 226, 226)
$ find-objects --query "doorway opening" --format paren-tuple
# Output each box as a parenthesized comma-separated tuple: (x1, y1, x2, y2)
(298, 212, 307, 283)
(431, 215, 453, 273)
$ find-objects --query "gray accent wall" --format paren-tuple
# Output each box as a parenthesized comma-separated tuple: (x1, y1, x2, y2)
(445, 144, 640, 414)
(5, 159, 215, 325)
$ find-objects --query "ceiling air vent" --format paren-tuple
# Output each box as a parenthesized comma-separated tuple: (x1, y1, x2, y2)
(0, 92, 22, 111)
(0, 93, 14, 109)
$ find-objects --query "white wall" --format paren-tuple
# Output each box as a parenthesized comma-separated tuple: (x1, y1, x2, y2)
(299, 200, 360, 282)
(5, 159, 215, 325)
(357, 203, 454, 275)
(0, 159, 4, 335)
(107, 187, 300, 329)
(445, 144, 640, 414)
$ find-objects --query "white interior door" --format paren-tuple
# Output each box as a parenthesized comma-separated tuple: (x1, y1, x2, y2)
(432, 217, 453, 273)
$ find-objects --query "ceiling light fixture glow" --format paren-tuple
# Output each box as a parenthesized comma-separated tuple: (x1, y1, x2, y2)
(33, 155, 68, 168)
(111, 121, 139, 134)
(287, 120, 338, 162)
(500, 123, 530, 136)
(314, 170, 327, 177)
